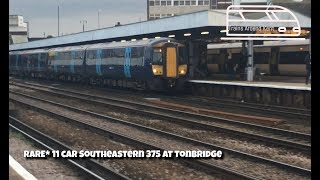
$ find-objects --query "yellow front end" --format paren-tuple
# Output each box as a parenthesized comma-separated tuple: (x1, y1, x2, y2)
(166, 47, 177, 78)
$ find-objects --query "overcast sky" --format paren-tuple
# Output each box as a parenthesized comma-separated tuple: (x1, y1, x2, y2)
(9, 0, 147, 37)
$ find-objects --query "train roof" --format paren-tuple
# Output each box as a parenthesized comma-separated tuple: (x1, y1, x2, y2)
(208, 39, 309, 49)
(48, 45, 91, 52)
(10, 48, 48, 54)
(10, 38, 181, 53)
(86, 37, 179, 50)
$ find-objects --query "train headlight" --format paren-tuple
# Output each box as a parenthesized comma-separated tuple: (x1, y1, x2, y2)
(153, 69, 157, 73)
(152, 65, 163, 75)
(178, 65, 187, 75)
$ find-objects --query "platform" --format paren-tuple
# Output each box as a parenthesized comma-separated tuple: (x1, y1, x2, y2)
(189, 80, 311, 91)
(9, 155, 37, 180)
(188, 79, 311, 109)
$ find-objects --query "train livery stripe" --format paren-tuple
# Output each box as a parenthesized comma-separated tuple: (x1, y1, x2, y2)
(70, 51, 75, 74)
(124, 48, 132, 78)
(96, 49, 102, 75)
(54, 52, 58, 73)
(38, 53, 41, 71)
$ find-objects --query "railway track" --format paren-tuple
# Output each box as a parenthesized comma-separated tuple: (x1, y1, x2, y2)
(10, 77, 311, 118)
(163, 94, 311, 119)
(9, 90, 311, 179)
(10, 81, 311, 153)
(9, 116, 130, 180)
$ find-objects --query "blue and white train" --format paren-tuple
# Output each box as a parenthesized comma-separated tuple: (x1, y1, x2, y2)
(9, 38, 188, 90)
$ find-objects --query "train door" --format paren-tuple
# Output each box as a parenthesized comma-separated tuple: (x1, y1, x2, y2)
(270, 47, 279, 75)
(165, 46, 177, 78)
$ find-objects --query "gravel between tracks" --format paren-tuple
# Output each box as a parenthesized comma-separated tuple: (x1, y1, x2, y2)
(10, 106, 218, 180)
(20, 80, 311, 134)
(9, 129, 85, 180)
(9, 85, 311, 169)
(9, 91, 309, 179)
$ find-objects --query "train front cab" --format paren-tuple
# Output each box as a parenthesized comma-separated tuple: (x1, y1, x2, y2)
(148, 41, 187, 91)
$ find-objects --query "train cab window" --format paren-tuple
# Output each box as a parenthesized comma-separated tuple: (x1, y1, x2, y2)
(153, 48, 163, 64)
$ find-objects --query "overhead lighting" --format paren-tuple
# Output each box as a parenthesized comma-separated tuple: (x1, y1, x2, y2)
(201, 31, 209, 35)
(142, 38, 148, 40)
(168, 40, 171, 42)
(131, 39, 136, 41)
(168, 35, 175, 38)
(184, 33, 191, 36)
(220, 30, 227, 33)
(155, 36, 161, 39)
(121, 40, 126, 42)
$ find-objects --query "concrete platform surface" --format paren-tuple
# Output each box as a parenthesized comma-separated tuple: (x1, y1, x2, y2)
(9, 155, 37, 180)
(189, 80, 311, 91)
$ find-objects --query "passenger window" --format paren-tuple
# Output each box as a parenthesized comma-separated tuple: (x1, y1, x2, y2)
(153, 48, 163, 64)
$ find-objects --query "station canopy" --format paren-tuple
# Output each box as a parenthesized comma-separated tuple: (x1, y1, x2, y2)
(9, 9, 311, 51)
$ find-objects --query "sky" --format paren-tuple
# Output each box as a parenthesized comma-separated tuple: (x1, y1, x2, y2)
(9, 0, 147, 37)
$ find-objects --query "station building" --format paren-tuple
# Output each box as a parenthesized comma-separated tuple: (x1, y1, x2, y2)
(147, 0, 310, 20)
(9, 15, 28, 44)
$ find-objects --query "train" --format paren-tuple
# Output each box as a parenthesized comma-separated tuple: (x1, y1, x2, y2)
(207, 39, 310, 76)
(9, 38, 188, 91)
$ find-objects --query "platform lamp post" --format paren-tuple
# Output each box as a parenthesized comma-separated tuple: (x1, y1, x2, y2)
(98, 9, 102, 29)
(58, 4, 60, 36)
(80, 20, 87, 32)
